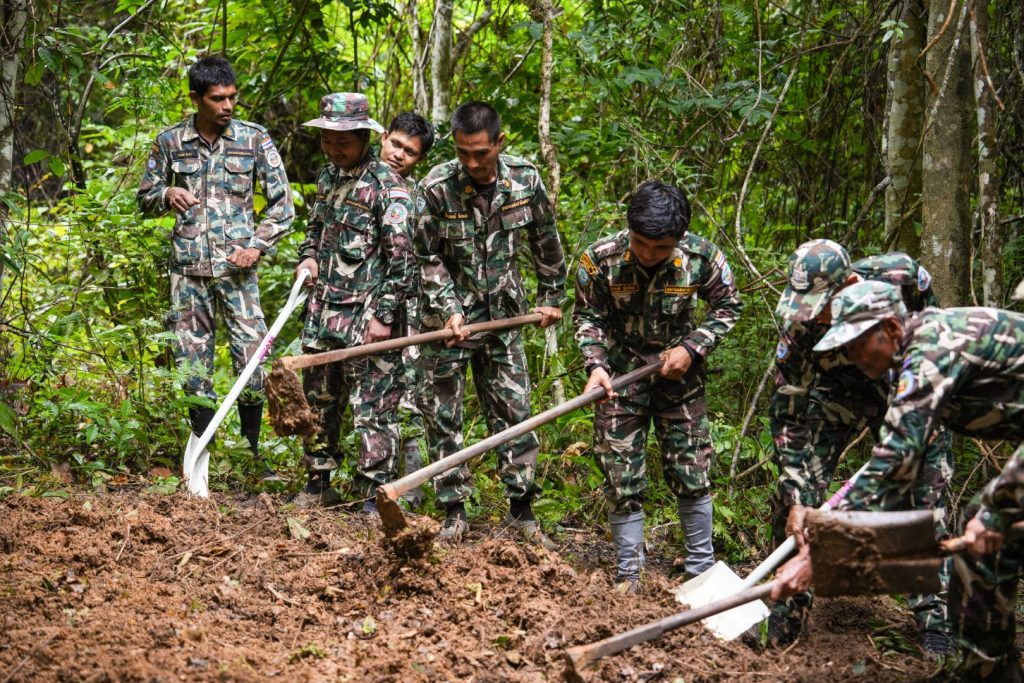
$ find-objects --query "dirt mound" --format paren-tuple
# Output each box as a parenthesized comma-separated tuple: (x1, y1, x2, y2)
(0, 491, 943, 681)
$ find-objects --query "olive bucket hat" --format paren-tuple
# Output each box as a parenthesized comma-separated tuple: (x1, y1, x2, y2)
(813, 280, 908, 352)
(303, 92, 384, 133)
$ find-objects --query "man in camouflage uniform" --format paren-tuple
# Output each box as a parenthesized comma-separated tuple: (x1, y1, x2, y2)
(770, 280, 1024, 678)
(766, 239, 953, 654)
(574, 181, 742, 591)
(415, 101, 566, 544)
(137, 56, 294, 477)
(380, 113, 435, 508)
(293, 93, 415, 508)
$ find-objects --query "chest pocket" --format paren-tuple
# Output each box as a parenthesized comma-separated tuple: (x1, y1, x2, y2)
(223, 154, 254, 196)
(662, 285, 698, 317)
(440, 218, 475, 263)
(330, 203, 375, 263)
(499, 196, 533, 231)
(171, 158, 201, 195)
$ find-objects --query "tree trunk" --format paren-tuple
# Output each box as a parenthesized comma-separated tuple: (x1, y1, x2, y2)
(0, 0, 29, 289)
(971, 1, 1001, 306)
(429, 0, 454, 125)
(920, 0, 972, 306)
(408, 0, 429, 116)
(884, 0, 926, 253)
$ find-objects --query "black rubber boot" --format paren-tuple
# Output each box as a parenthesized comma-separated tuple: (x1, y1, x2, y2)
(189, 407, 216, 439)
(239, 403, 281, 481)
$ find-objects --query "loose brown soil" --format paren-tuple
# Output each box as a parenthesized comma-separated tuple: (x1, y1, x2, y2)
(266, 361, 319, 437)
(1, 490, 946, 681)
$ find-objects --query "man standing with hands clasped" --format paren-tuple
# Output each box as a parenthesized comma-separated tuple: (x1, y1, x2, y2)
(574, 181, 742, 592)
(137, 56, 294, 479)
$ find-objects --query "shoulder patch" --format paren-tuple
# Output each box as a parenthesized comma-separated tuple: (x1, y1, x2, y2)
(580, 252, 599, 276)
(917, 265, 932, 292)
(388, 187, 411, 202)
(576, 266, 590, 287)
(895, 369, 916, 400)
(384, 202, 409, 225)
(776, 340, 791, 362)
(713, 250, 734, 286)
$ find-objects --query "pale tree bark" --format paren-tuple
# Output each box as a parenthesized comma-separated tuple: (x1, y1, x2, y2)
(408, 0, 429, 115)
(971, 1, 1001, 306)
(1, 0, 30, 290)
(884, 0, 926, 253)
(429, 0, 454, 124)
(528, 0, 565, 405)
(920, 0, 972, 306)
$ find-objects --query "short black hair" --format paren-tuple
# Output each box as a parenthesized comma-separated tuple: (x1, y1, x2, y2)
(451, 101, 501, 143)
(188, 56, 236, 97)
(627, 181, 692, 239)
(388, 112, 435, 155)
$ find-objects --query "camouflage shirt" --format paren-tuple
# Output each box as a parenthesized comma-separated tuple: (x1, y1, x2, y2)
(298, 154, 414, 349)
(137, 116, 294, 277)
(574, 230, 742, 374)
(414, 154, 567, 328)
(772, 253, 937, 505)
(842, 307, 1024, 521)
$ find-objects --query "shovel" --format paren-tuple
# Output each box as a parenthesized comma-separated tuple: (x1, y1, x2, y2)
(670, 459, 872, 640)
(266, 313, 544, 436)
(375, 361, 665, 538)
(804, 509, 1024, 597)
(563, 580, 778, 680)
(181, 269, 310, 497)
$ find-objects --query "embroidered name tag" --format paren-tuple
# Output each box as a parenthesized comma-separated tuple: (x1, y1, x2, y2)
(225, 148, 253, 157)
(610, 283, 639, 294)
(500, 197, 531, 212)
(171, 150, 198, 160)
(345, 198, 370, 211)
(664, 285, 697, 296)
(444, 211, 469, 220)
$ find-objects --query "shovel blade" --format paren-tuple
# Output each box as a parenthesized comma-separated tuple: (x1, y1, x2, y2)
(671, 561, 770, 641)
(376, 487, 408, 536)
(183, 434, 210, 498)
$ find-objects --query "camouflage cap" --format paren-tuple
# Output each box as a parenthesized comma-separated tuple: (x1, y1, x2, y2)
(775, 239, 852, 322)
(303, 93, 384, 133)
(813, 280, 907, 352)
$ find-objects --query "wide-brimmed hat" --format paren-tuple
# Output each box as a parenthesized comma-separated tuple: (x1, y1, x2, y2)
(813, 280, 907, 352)
(303, 92, 384, 133)
(775, 239, 852, 322)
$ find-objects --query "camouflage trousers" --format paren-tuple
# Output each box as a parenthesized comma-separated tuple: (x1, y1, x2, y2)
(950, 467, 1024, 680)
(165, 271, 267, 404)
(398, 343, 426, 477)
(417, 329, 540, 506)
(593, 372, 712, 515)
(769, 399, 954, 634)
(302, 351, 403, 499)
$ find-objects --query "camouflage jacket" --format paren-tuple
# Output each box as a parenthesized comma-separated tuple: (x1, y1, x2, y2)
(137, 116, 294, 277)
(298, 154, 414, 349)
(414, 155, 567, 328)
(841, 307, 1024, 519)
(573, 230, 742, 375)
(772, 253, 937, 506)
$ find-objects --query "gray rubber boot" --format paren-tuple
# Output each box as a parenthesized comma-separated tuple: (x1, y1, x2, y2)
(678, 494, 715, 576)
(608, 510, 646, 587)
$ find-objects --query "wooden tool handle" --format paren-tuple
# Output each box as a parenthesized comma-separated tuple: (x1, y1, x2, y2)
(940, 520, 1024, 554)
(379, 361, 664, 502)
(279, 313, 543, 371)
(563, 581, 776, 675)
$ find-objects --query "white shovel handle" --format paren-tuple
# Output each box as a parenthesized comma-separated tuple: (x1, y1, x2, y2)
(184, 268, 311, 495)
(740, 459, 872, 587)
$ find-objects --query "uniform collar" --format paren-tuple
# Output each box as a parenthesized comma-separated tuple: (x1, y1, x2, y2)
(182, 115, 237, 144)
(457, 155, 513, 198)
(333, 153, 375, 182)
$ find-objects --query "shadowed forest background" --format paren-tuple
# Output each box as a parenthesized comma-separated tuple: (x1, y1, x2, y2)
(1, 0, 1022, 563)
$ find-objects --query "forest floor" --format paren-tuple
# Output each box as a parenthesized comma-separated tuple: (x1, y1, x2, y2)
(0, 486, 962, 682)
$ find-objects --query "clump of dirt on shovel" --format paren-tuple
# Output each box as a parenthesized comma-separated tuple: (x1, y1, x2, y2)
(808, 518, 884, 597)
(266, 360, 319, 436)
(381, 514, 439, 561)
